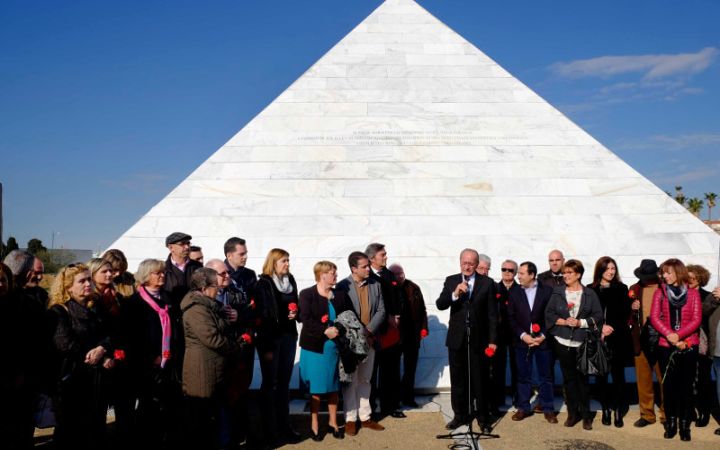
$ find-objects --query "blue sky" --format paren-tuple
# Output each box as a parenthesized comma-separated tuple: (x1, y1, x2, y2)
(1, 0, 718, 251)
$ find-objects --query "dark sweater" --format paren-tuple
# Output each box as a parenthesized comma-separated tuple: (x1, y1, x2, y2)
(298, 286, 353, 353)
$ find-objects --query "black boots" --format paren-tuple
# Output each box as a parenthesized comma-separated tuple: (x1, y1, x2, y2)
(613, 408, 624, 428)
(664, 417, 678, 439)
(601, 408, 611, 426)
(696, 411, 710, 427)
(679, 420, 691, 441)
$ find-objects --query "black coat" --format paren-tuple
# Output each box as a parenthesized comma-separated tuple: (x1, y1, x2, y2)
(545, 286, 603, 343)
(121, 289, 184, 387)
(163, 255, 202, 307)
(255, 274, 298, 351)
(588, 282, 633, 366)
(399, 279, 429, 347)
(47, 300, 113, 389)
(298, 286, 353, 354)
(538, 270, 565, 288)
(496, 281, 517, 345)
(369, 266, 404, 317)
(436, 273, 498, 350)
(225, 260, 258, 300)
(507, 282, 553, 348)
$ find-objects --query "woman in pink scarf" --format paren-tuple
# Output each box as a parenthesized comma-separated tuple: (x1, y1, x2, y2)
(122, 258, 184, 447)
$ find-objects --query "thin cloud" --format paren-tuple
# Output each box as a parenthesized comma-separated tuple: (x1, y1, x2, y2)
(616, 132, 720, 151)
(550, 47, 718, 80)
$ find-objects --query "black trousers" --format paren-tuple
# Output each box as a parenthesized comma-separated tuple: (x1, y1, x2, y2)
(595, 357, 627, 410)
(401, 342, 420, 402)
(258, 334, 297, 439)
(555, 341, 592, 420)
(448, 344, 488, 421)
(378, 344, 402, 412)
(696, 355, 716, 414)
(658, 346, 697, 420)
(489, 341, 517, 409)
(182, 396, 220, 450)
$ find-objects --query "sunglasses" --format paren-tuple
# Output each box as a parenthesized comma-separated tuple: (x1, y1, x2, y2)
(501, 268, 515, 273)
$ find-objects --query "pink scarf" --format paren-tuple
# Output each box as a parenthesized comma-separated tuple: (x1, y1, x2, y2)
(138, 286, 172, 368)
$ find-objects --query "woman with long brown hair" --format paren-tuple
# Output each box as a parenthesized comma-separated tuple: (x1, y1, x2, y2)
(588, 256, 631, 427)
(255, 248, 300, 447)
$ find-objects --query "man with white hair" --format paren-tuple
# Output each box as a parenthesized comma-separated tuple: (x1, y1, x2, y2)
(436, 249, 498, 433)
(477, 254, 491, 277)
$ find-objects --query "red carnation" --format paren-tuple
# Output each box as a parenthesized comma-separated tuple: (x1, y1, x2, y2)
(628, 290, 636, 299)
(531, 323, 541, 333)
(162, 350, 171, 359)
(391, 281, 397, 286)
(496, 293, 501, 299)
(242, 333, 253, 344)
(420, 329, 429, 339)
(288, 302, 298, 312)
(250, 299, 256, 309)
(321, 314, 329, 324)
(567, 302, 575, 310)
(113, 349, 126, 361)
(484, 347, 496, 358)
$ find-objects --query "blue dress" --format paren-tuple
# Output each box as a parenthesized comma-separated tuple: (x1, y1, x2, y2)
(299, 302, 339, 394)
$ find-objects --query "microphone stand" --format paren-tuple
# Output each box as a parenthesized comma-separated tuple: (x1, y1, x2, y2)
(436, 277, 499, 448)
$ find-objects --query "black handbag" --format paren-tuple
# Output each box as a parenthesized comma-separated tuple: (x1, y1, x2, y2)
(577, 318, 611, 376)
(639, 320, 660, 367)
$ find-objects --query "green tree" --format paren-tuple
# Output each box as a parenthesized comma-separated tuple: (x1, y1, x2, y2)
(36, 249, 76, 274)
(27, 238, 47, 255)
(704, 192, 717, 221)
(674, 185, 686, 206)
(5, 237, 19, 256)
(687, 198, 704, 217)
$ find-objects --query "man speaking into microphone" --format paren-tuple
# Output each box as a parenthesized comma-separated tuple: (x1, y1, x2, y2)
(436, 248, 498, 433)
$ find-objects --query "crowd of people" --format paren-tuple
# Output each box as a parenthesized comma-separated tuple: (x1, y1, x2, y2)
(1, 233, 720, 449)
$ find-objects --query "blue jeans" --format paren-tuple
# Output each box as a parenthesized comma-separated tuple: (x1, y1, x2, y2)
(515, 345, 554, 413)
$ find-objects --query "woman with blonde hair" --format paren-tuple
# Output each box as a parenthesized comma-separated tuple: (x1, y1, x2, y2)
(298, 261, 352, 440)
(47, 263, 114, 450)
(255, 248, 300, 447)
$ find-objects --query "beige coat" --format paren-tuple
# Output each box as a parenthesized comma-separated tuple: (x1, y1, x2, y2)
(181, 291, 243, 398)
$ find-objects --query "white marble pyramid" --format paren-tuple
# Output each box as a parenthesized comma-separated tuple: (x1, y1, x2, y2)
(110, 0, 719, 389)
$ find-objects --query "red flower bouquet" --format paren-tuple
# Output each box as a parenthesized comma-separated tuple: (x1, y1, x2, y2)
(484, 347, 496, 358)
(288, 302, 298, 312)
(242, 333, 253, 344)
(113, 349, 126, 361)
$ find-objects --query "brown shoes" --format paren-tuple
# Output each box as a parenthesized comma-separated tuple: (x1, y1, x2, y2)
(512, 410, 531, 421)
(345, 421, 357, 436)
(544, 412, 558, 424)
(361, 419, 385, 431)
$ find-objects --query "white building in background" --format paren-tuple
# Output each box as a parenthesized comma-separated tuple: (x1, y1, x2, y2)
(109, 0, 720, 390)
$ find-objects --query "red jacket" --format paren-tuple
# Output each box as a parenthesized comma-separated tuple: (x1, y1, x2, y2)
(649, 284, 701, 348)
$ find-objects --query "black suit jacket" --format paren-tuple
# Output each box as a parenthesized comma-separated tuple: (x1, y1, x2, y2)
(507, 282, 553, 348)
(436, 273, 498, 351)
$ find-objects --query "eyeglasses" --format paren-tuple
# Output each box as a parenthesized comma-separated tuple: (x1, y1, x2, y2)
(501, 268, 515, 273)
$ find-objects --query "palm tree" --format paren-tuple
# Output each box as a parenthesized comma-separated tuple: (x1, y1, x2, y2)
(674, 185, 686, 206)
(687, 198, 704, 217)
(704, 192, 717, 221)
